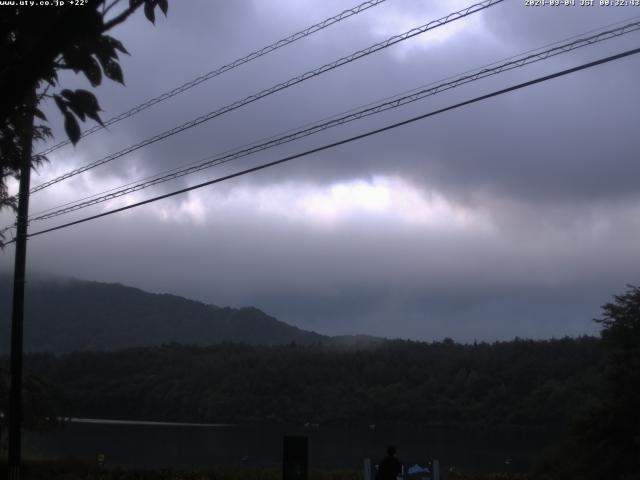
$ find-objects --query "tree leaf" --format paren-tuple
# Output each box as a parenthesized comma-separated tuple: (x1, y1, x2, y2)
(95, 51, 114, 77)
(73, 89, 101, 113)
(103, 58, 124, 85)
(86, 109, 104, 126)
(81, 56, 102, 87)
(53, 94, 67, 114)
(34, 108, 47, 121)
(144, 0, 155, 24)
(63, 111, 81, 145)
(33, 125, 52, 143)
(65, 100, 86, 122)
(104, 35, 129, 55)
(94, 36, 118, 67)
(61, 90, 86, 122)
(73, 89, 104, 126)
(82, 57, 102, 87)
(32, 154, 49, 165)
(157, 0, 168, 15)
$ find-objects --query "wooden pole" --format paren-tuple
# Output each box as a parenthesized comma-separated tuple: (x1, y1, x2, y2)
(8, 93, 35, 480)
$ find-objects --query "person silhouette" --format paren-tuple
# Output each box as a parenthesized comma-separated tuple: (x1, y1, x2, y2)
(376, 445, 402, 480)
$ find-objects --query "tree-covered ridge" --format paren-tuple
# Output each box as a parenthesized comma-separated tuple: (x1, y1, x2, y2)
(17, 336, 603, 429)
(0, 276, 328, 353)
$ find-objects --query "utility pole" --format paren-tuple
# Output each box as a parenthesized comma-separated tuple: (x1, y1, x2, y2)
(8, 92, 35, 480)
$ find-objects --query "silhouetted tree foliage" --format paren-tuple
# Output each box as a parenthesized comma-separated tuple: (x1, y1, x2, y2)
(3, 337, 603, 430)
(0, 0, 168, 217)
(536, 285, 640, 480)
(0, 366, 61, 432)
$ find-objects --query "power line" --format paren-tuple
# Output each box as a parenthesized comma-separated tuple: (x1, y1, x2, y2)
(29, 0, 503, 194)
(10, 46, 638, 244)
(12, 17, 637, 245)
(26, 20, 640, 224)
(28, 13, 640, 220)
(20, 12, 640, 225)
(36, 0, 390, 157)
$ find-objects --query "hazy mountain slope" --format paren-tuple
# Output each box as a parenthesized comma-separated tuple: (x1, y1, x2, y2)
(0, 275, 328, 352)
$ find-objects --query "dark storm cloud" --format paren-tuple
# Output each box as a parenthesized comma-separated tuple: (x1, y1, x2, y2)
(34, 0, 640, 208)
(114, 2, 640, 208)
(6, 0, 639, 341)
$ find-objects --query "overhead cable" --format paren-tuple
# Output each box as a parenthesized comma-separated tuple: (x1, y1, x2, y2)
(9, 46, 638, 243)
(37, 0, 390, 156)
(27, 20, 640, 223)
(28, 14, 640, 220)
(29, 0, 504, 194)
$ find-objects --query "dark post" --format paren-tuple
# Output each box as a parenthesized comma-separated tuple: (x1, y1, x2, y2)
(8, 94, 35, 480)
(283, 436, 308, 480)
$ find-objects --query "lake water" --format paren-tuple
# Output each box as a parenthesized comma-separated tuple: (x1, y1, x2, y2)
(23, 419, 554, 474)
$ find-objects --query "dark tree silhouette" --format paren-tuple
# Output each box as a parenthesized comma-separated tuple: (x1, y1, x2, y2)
(0, 0, 168, 216)
(537, 285, 640, 480)
(592, 285, 640, 479)
(0, 0, 170, 455)
(0, 366, 60, 432)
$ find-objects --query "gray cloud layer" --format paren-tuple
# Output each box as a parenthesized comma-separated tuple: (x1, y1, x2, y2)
(2, 0, 639, 341)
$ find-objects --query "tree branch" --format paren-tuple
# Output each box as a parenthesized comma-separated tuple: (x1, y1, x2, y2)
(103, 0, 122, 17)
(102, 0, 143, 32)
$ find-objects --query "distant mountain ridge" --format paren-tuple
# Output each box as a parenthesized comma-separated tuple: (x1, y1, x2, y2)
(0, 275, 377, 353)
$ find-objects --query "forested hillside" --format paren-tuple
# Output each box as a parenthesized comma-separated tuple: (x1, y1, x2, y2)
(0, 275, 327, 352)
(17, 337, 603, 428)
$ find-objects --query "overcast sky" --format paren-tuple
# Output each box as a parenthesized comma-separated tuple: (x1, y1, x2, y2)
(2, 0, 640, 341)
